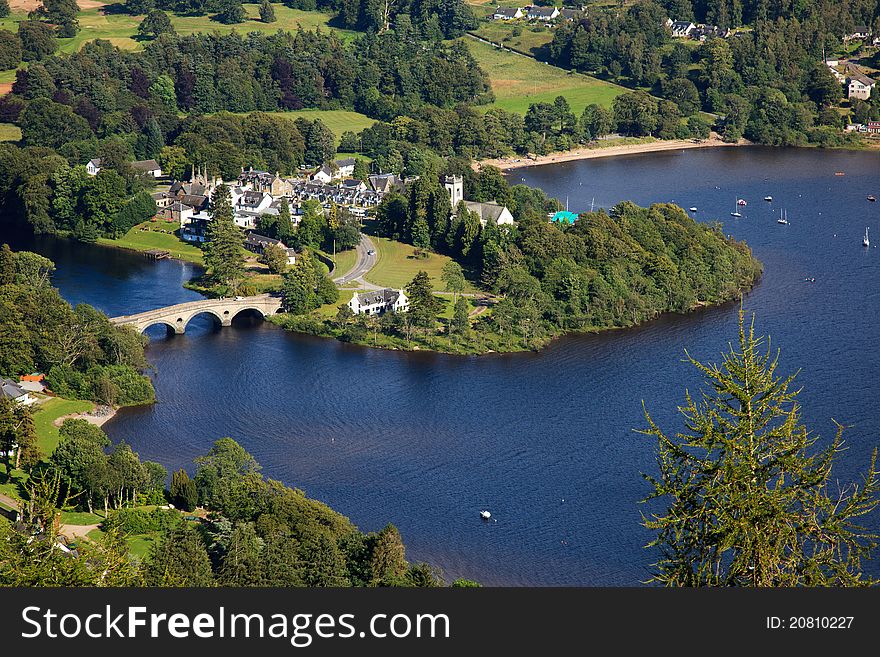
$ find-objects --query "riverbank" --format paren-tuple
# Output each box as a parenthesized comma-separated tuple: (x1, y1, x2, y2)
(52, 404, 117, 429)
(476, 135, 748, 171)
(96, 223, 205, 265)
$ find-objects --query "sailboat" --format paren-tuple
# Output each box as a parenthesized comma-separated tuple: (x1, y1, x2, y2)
(864, 227, 870, 248)
(777, 209, 788, 225)
(730, 198, 742, 217)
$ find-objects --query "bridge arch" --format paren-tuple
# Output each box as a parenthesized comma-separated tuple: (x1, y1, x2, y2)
(230, 306, 271, 322)
(180, 309, 226, 331)
(139, 319, 181, 335)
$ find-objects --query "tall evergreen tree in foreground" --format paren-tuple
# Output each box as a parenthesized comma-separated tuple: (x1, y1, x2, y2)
(640, 310, 879, 586)
(204, 184, 245, 293)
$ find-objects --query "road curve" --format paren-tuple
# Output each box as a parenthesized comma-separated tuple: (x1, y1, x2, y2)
(333, 233, 381, 289)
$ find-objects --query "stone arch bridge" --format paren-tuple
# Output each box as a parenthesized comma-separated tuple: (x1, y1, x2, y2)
(110, 294, 283, 335)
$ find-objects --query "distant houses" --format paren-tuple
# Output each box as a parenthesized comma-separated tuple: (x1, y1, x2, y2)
(86, 158, 163, 177)
(348, 288, 410, 315)
(666, 18, 729, 41)
(844, 26, 871, 41)
(492, 5, 578, 23)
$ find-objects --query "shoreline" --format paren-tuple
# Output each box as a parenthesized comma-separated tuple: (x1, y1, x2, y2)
(53, 404, 118, 428)
(475, 135, 749, 172)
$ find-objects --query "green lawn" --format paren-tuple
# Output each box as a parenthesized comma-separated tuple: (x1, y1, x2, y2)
(464, 37, 626, 115)
(126, 532, 160, 560)
(331, 247, 358, 279)
(316, 288, 353, 318)
(0, 122, 20, 142)
(97, 222, 205, 265)
(60, 509, 106, 525)
(268, 110, 376, 146)
(33, 397, 95, 456)
(364, 236, 478, 292)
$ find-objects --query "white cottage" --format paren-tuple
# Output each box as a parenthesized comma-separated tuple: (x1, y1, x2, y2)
(1, 379, 34, 405)
(348, 288, 409, 315)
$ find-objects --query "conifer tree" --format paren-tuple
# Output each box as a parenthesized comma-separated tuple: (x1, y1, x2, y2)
(640, 311, 880, 586)
(204, 184, 245, 293)
(258, 0, 275, 23)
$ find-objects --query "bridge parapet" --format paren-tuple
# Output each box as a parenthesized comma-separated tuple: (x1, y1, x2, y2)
(111, 294, 283, 334)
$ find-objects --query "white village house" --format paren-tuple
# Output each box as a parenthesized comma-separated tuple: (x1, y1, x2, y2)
(86, 158, 162, 177)
(848, 70, 876, 100)
(348, 288, 409, 315)
(492, 7, 523, 20)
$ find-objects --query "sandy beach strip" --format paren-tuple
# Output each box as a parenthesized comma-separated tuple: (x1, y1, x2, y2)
(475, 135, 748, 172)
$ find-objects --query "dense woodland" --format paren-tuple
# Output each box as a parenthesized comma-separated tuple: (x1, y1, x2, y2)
(548, 0, 880, 145)
(1, 435, 471, 587)
(0, 245, 154, 406)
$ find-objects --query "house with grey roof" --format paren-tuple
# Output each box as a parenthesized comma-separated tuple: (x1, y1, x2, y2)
(463, 201, 515, 226)
(348, 288, 409, 315)
(493, 6, 523, 20)
(1, 379, 34, 405)
(526, 5, 559, 21)
(334, 158, 357, 178)
(132, 159, 163, 177)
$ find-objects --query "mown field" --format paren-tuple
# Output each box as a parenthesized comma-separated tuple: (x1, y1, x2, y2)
(464, 37, 626, 115)
(365, 236, 478, 292)
(0, 2, 356, 62)
(266, 110, 376, 146)
(471, 21, 556, 57)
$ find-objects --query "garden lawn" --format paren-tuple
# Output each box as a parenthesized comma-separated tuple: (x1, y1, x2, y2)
(98, 222, 205, 265)
(364, 237, 478, 293)
(60, 509, 106, 525)
(33, 397, 95, 456)
(464, 37, 626, 115)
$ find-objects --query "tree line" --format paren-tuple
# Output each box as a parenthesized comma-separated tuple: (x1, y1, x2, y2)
(0, 246, 154, 406)
(1, 434, 479, 587)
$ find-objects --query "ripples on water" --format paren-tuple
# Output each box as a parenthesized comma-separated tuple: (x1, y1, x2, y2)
(8, 146, 880, 585)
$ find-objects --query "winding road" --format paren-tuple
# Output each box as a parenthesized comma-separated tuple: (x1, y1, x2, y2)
(333, 233, 381, 289)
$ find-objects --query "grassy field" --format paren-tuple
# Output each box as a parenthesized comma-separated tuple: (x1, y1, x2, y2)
(33, 397, 95, 456)
(0, 3, 356, 72)
(331, 247, 358, 279)
(97, 222, 205, 265)
(316, 288, 353, 318)
(472, 21, 556, 57)
(364, 236, 478, 292)
(465, 37, 626, 115)
(265, 110, 375, 146)
(0, 122, 20, 141)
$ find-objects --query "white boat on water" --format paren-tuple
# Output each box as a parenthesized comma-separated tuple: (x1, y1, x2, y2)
(480, 510, 491, 520)
(777, 209, 788, 225)
(864, 227, 870, 248)
(689, 207, 697, 212)
(764, 196, 773, 202)
(730, 199, 742, 217)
